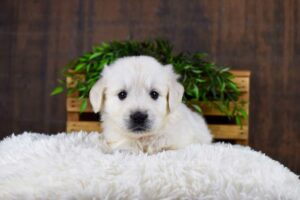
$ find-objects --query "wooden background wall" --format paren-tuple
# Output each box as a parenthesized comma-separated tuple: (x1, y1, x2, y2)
(0, 0, 299, 174)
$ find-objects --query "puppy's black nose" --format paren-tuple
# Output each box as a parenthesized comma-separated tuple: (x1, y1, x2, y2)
(130, 111, 148, 124)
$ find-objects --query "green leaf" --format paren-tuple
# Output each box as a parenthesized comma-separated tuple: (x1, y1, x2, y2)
(89, 52, 102, 60)
(228, 82, 238, 92)
(86, 64, 91, 72)
(193, 53, 207, 59)
(220, 81, 225, 92)
(67, 88, 76, 96)
(184, 65, 192, 70)
(192, 84, 200, 99)
(80, 99, 88, 113)
(191, 104, 202, 113)
(220, 67, 230, 73)
(195, 79, 206, 84)
(74, 63, 85, 71)
(51, 86, 64, 96)
(240, 109, 248, 119)
(235, 116, 242, 127)
(191, 69, 202, 74)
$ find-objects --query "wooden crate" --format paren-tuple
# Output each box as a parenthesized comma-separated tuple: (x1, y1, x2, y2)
(66, 70, 251, 145)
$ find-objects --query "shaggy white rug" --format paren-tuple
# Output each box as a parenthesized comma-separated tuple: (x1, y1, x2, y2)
(0, 132, 299, 200)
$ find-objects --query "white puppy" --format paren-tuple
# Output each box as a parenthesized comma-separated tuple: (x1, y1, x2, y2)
(89, 56, 212, 153)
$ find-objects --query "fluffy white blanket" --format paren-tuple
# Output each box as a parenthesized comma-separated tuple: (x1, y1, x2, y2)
(0, 132, 299, 200)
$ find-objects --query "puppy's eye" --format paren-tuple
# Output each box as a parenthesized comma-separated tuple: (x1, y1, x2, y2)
(150, 90, 159, 100)
(118, 90, 127, 100)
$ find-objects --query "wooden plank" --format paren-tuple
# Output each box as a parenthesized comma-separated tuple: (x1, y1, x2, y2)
(67, 121, 102, 132)
(192, 101, 249, 116)
(239, 92, 250, 101)
(234, 77, 249, 92)
(230, 70, 251, 77)
(236, 140, 248, 145)
(209, 125, 248, 140)
(67, 112, 79, 121)
(66, 121, 247, 140)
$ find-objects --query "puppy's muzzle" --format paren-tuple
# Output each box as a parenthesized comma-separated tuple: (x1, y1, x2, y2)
(129, 111, 149, 132)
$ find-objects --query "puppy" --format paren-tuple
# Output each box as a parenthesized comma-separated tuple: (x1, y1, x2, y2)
(89, 56, 212, 153)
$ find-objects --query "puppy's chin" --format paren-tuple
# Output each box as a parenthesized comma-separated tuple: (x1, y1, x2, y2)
(130, 127, 148, 132)
(128, 126, 151, 136)
(125, 125, 155, 138)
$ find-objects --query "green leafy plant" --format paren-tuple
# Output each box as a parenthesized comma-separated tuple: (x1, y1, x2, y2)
(52, 39, 247, 127)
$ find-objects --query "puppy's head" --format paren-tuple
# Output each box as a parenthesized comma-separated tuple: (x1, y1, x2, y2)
(89, 56, 184, 136)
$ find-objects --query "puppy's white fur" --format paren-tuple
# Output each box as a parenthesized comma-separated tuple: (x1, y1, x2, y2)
(90, 56, 212, 153)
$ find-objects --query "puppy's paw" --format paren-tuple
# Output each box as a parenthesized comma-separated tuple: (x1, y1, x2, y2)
(109, 139, 143, 155)
(114, 148, 141, 155)
(146, 145, 177, 154)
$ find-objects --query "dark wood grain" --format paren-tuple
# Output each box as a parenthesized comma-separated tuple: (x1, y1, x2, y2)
(0, 0, 299, 174)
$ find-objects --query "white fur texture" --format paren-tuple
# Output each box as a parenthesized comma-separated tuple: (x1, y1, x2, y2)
(0, 132, 299, 200)
(89, 56, 212, 153)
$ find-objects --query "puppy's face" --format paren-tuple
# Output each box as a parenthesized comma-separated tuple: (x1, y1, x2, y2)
(89, 56, 183, 136)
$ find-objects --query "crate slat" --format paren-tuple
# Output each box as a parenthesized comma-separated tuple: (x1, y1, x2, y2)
(209, 125, 248, 140)
(233, 77, 249, 92)
(67, 121, 102, 132)
(236, 140, 248, 145)
(192, 101, 249, 116)
(66, 121, 247, 140)
(67, 112, 79, 121)
(230, 70, 251, 77)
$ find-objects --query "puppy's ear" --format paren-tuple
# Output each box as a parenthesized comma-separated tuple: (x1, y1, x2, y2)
(89, 78, 106, 113)
(165, 64, 184, 112)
